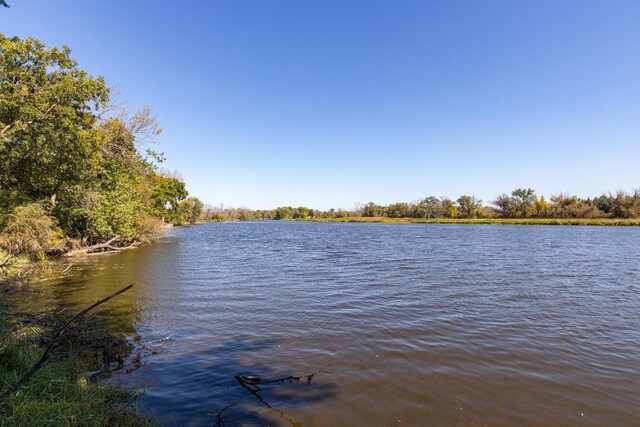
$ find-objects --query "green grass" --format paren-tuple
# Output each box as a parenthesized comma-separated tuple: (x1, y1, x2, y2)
(304, 217, 640, 226)
(0, 306, 154, 426)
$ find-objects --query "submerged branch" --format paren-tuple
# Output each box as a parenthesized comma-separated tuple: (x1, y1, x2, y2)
(235, 370, 332, 390)
(211, 371, 332, 426)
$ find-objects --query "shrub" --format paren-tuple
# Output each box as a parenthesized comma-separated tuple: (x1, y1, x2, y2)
(0, 203, 63, 255)
(137, 215, 166, 240)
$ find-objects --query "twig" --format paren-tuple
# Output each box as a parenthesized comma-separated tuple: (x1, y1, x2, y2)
(17, 263, 37, 279)
(0, 284, 134, 403)
(233, 378, 302, 427)
(209, 399, 243, 427)
(61, 261, 76, 275)
(91, 335, 171, 378)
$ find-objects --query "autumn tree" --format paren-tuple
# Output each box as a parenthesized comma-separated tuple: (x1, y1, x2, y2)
(530, 195, 551, 217)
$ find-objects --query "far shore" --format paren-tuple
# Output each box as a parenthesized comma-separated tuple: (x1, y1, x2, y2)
(298, 217, 640, 226)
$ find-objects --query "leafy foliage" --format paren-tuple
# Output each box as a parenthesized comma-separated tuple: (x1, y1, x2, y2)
(177, 197, 204, 224)
(0, 35, 200, 249)
(148, 174, 188, 224)
(0, 34, 109, 207)
(0, 203, 62, 255)
(199, 188, 640, 223)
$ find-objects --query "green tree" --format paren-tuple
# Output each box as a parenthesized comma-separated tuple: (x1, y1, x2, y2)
(0, 35, 109, 208)
(387, 202, 410, 218)
(293, 206, 311, 219)
(493, 193, 515, 218)
(274, 206, 293, 220)
(440, 198, 458, 218)
(362, 202, 379, 217)
(511, 188, 535, 218)
(457, 195, 482, 218)
(550, 193, 599, 218)
(414, 196, 442, 218)
(178, 196, 204, 224)
(149, 174, 188, 224)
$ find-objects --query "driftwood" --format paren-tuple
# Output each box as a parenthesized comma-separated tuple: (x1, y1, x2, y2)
(0, 284, 134, 404)
(65, 237, 141, 257)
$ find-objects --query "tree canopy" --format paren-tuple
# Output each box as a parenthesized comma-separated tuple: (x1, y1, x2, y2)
(0, 34, 202, 254)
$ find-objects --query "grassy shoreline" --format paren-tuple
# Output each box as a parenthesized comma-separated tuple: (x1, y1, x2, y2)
(0, 281, 152, 426)
(303, 217, 640, 226)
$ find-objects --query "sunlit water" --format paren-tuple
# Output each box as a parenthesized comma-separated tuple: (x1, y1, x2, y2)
(14, 222, 640, 426)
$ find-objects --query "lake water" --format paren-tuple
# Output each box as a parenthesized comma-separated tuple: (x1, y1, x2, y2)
(17, 222, 640, 426)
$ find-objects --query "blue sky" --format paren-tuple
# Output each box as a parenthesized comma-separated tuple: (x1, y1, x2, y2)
(2, 1, 639, 209)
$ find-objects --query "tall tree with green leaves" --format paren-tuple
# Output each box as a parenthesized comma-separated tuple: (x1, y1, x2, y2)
(511, 188, 535, 218)
(0, 34, 109, 208)
(457, 195, 482, 218)
(178, 196, 204, 224)
(149, 174, 188, 224)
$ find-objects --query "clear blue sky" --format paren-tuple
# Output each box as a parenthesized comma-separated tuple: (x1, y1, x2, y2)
(2, 1, 639, 209)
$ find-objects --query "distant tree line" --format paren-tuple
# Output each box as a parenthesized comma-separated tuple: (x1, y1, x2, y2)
(0, 34, 202, 256)
(198, 188, 640, 222)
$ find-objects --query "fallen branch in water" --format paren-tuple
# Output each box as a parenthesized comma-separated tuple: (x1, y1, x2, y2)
(0, 284, 134, 404)
(211, 371, 332, 426)
(235, 370, 332, 391)
(64, 238, 141, 257)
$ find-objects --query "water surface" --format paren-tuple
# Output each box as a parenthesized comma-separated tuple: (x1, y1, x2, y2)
(18, 222, 640, 425)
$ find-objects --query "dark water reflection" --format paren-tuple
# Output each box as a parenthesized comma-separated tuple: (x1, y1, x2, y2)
(14, 222, 640, 426)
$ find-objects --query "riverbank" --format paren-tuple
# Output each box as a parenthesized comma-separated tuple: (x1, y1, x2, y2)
(0, 280, 152, 426)
(303, 217, 640, 226)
